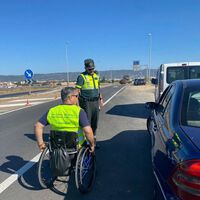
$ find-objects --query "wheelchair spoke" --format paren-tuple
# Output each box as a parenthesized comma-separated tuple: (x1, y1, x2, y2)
(38, 143, 96, 194)
(75, 147, 96, 193)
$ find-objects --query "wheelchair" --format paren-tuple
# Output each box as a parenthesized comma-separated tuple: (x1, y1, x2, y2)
(37, 131, 96, 194)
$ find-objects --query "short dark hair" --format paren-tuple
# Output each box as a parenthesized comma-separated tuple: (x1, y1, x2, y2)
(84, 58, 95, 68)
(61, 87, 77, 101)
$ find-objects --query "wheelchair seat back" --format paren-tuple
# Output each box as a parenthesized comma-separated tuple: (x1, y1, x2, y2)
(50, 130, 77, 150)
(49, 131, 79, 176)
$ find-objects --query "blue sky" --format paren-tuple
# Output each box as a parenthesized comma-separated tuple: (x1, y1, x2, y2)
(0, 0, 200, 75)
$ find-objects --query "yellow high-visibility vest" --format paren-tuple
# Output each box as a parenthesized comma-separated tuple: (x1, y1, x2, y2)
(47, 105, 86, 147)
(76, 73, 99, 90)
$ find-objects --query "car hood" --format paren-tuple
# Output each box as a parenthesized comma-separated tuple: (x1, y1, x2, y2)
(181, 125, 200, 149)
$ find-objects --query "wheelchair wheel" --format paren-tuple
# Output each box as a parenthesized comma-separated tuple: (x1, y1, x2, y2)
(75, 147, 96, 193)
(37, 145, 57, 188)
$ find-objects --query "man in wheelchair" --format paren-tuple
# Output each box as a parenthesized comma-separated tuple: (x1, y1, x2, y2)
(34, 86, 95, 153)
(34, 87, 96, 192)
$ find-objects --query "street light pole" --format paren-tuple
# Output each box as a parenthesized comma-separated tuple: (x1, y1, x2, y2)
(148, 33, 152, 80)
(110, 67, 113, 83)
(65, 42, 70, 85)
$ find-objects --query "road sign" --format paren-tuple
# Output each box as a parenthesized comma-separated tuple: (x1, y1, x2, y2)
(133, 60, 140, 71)
(133, 60, 140, 66)
(25, 79, 33, 84)
(24, 69, 33, 79)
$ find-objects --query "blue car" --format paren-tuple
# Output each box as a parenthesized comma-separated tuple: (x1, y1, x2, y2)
(146, 79, 200, 200)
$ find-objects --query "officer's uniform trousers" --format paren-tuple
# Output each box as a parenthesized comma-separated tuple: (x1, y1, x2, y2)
(79, 97, 99, 135)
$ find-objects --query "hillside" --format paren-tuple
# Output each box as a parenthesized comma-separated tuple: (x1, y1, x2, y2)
(0, 69, 157, 82)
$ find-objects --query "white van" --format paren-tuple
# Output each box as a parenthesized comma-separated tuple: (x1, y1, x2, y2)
(153, 62, 200, 102)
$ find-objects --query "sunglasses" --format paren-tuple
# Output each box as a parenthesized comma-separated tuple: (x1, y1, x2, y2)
(88, 68, 94, 71)
(71, 94, 79, 98)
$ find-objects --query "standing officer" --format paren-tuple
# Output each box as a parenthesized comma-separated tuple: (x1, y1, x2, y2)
(76, 58, 103, 145)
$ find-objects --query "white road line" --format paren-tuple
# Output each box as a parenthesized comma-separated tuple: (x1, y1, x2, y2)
(0, 102, 42, 107)
(0, 85, 126, 193)
(10, 98, 53, 102)
(0, 153, 41, 194)
(103, 85, 126, 106)
(0, 98, 61, 116)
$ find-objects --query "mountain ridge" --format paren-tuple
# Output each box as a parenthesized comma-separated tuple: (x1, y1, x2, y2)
(0, 69, 157, 82)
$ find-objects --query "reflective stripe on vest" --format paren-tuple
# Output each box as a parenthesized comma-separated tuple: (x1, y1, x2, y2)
(47, 105, 86, 146)
(80, 73, 99, 90)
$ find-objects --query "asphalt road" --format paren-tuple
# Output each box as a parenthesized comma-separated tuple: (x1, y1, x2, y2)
(0, 84, 154, 200)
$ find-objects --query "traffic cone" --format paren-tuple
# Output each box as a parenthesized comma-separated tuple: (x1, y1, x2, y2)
(26, 99, 31, 106)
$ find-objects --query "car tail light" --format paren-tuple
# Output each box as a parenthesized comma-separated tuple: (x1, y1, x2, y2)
(170, 159, 200, 200)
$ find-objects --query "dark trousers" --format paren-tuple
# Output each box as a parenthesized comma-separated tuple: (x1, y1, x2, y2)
(79, 99, 99, 135)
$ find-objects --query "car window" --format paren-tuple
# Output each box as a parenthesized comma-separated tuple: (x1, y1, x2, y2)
(155, 85, 175, 133)
(162, 86, 175, 129)
(161, 85, 175, 116)
(159, 85, 173, 107)
(181, 89, 200, 127)
(189, 66, 200, 79)
(159, 85, 171, 105)
(167, 67, 185, 84)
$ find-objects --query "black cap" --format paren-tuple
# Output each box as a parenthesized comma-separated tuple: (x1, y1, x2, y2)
(84, 58, 95, 69)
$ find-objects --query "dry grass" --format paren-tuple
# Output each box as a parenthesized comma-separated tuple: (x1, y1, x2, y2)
(0, 87, 53, 94)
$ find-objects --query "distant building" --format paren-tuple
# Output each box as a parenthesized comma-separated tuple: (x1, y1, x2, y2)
(0, 81, 17, 88)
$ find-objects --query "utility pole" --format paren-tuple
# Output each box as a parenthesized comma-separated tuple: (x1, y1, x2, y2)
(66, 42, 70, 85)
(148, 33, 152, 80)
(110, 67, 113, 83)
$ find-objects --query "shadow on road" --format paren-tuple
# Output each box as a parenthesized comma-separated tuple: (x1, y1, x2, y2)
(0, 155, 28, 174)
(18, 163, 42, 190)
(1, 130, 154, 199)
(106, 103, 150, 119)
(0, 155, 42, 190)
(64, 130, 154, 200)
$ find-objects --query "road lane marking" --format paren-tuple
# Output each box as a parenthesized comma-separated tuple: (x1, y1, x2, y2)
(10, 98, 53, 102)
(0, 153, 41, 194)
(0, 102, 42, 107)
(0, 85, 126, 193)
(0, 98, 61, 116)
(103, 85, 126, 106)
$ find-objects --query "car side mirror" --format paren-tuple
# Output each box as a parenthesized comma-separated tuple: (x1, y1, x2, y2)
(157, 104, 165, 113)
(151, 78, 158, 85)
(146, 102, 165, 113)
(145, 102, 157, 110)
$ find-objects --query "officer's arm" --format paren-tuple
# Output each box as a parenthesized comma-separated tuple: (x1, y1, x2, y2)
(75, 75, 84, 89)
(83, 126, 95, 152)
(34, 121, 46, 151)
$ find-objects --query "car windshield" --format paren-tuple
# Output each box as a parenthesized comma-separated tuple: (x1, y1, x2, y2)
(181, 88, 200, 128)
